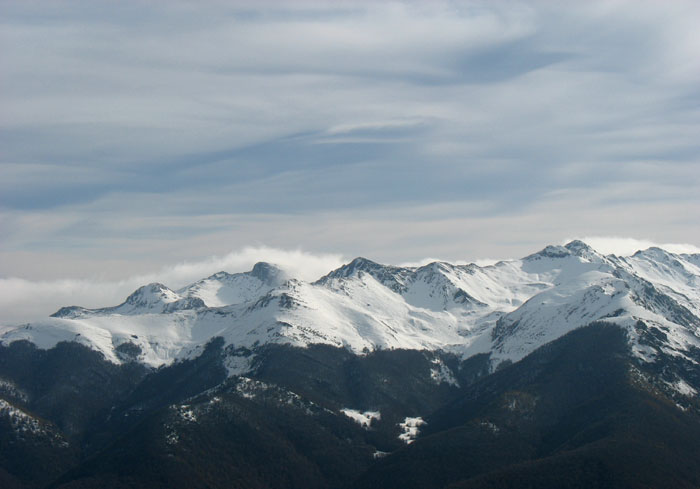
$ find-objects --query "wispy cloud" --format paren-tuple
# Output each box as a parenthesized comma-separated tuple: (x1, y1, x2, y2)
(4, 235, 698, 329)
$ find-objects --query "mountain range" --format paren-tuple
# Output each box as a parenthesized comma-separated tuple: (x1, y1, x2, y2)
(0, 240, 699, 488)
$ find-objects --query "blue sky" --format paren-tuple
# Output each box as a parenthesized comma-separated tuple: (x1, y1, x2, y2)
(1, 0, 699, 322)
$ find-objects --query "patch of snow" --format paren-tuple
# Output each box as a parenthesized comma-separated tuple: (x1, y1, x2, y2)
(165, 426, 179, 445)
(0, 378, 29, 402)
(341, 408, 381, 429)
(630, 341, 658, 363)
(398, 416, 426, 444)
(232, 377, 323, 416)
(175, 405, 197, 423)
(0, 399, 47, 436)
(430, 358, 459, 387)
(224, 352, 256, 377)
(234, 377, 271, 400)
(673, 379, 697, 397)
(480, 421, 500, 434)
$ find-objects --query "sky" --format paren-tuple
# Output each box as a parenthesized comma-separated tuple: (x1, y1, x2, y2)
(1, 0, 700, 324)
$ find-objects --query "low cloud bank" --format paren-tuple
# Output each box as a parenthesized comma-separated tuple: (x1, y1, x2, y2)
(571, 237, 700, 256)
(2, 238, 698, 329)
(0, 247, 345, 327)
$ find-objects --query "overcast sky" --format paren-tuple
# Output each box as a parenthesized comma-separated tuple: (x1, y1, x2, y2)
(1, 0, 699, 323)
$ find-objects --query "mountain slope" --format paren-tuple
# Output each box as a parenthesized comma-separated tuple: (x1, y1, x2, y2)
(352, 324, 700, 489)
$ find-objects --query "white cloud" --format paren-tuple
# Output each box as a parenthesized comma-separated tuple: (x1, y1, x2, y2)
(156, 246, 346, 286)
(2, 234, 699, 329)
(568, 237, 700, 256)
(0, 247, 346, 327)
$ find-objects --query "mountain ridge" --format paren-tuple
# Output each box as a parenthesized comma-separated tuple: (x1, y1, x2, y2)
(2, 241, 700, 392)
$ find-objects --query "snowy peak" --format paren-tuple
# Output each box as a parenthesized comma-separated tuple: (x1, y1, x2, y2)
(50, 306, 91, 319)
(525, 244, 572, 260)
(519, 241, 614, 286)
(51, 263, 291, 319)
(404, 262, 488, 311)
(490, 245, 700, 368)
(630, 247, 698, 278)
(318, 258, 486, 310)
(564, 239, 601, 260)
(630, 247, 698, 280)
(179, 262, 288, 308)
(524, 240, 601, 262)
(317, 257, 412, 293)
(124, 283, 179, 308)
(117, 283, 206, 314)
(250, 261, 287, 285)
(616, 247, 700, 318)
(320, 257, 394, 278)
(633, 246, 674, 261)
(51, 283, 198, 318)
(415, 261, 452, 275)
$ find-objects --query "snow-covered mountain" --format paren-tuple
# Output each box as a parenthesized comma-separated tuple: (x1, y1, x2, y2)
(2, 240, 700, 387)
(2, 239, 700, 489)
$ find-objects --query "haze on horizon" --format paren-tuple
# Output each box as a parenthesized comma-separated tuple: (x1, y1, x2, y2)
(1, 0, 699, 322)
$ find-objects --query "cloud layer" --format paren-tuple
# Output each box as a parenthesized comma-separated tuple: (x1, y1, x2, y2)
(3, 238, 698, 328)
(1, 0, 699, 315)
(0, 246, 345, 326)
